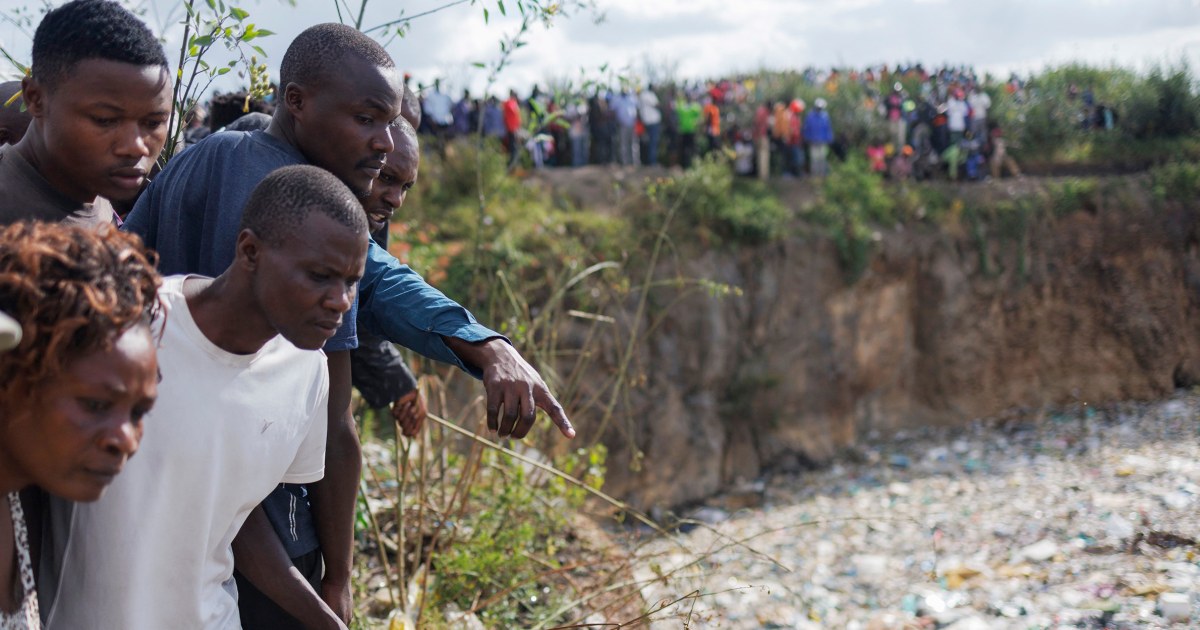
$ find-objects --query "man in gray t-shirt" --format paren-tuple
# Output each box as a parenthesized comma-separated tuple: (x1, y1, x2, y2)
(0, 0, 171, 228)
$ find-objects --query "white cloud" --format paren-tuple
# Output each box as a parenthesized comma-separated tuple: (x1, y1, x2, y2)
(0, 0, 1197, 92)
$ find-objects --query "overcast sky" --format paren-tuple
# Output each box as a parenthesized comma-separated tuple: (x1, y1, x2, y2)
(1, 0, 1198, 95)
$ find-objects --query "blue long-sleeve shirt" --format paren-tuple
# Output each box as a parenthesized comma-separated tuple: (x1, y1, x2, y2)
(124, 129, 501, 367)
(804, 110, 834, 144)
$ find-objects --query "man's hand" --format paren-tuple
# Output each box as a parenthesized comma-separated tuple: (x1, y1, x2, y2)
(232, 507, 349, 630)
(392, 388, 427, 437)
(444, 337, 575, 440)
(320, 578, 353, 625)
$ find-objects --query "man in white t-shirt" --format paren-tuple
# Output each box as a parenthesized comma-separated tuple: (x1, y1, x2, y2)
(45, 165, 369, 630)
(967, 85, 992, 139)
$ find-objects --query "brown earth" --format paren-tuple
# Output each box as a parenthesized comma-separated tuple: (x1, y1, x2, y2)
(532, 166, 1200, 511)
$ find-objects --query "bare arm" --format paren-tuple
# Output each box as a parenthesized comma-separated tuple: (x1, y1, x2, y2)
(307, 350, 360, 622)
(231, 507, 347, 630)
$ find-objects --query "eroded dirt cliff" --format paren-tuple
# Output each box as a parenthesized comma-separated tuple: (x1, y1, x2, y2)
(563, 174, 1200, 509)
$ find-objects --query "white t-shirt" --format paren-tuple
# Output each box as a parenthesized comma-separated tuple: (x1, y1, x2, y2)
(45, 275, 329, 630)
(638, 90, 662, 126)
(946, 97, 970, 132)
(968, 91, 991, 121)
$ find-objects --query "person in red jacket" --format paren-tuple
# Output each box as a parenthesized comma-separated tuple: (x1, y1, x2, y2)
(503, 89, 522, 167)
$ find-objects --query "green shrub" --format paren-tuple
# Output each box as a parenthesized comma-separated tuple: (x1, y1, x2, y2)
(1123, 65, 1200, 140)
(807, 155, 896, 280)
(653, 154, 792, 245)
(1150, 161, 1200, 202)
(1047, 177, 1099, 217)
(399, 138, 631, 313)
(430, 447, 605, 628)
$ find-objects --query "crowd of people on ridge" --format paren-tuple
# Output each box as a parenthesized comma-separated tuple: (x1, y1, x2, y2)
(390, 63, 1115, 183)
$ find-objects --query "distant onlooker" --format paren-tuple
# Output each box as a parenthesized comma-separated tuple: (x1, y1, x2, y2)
(613, 89, 638, 166)
(753, 100, 771, 180)
(503, 89, 522, 166)
(207, 90, 273, 132)
(452, 89, 473, 136)
(967, 85, 991, 139)
(0, 81, 31, 145)
(945, 89, 969, 144)
(702, 96, 721, 155)
(890, 144, 913, 180)
(482, 96, 505, 139)
(866, 142, 887, 173)
(422, 79, 454, 138)
(786, 99, 805, 177)
(183, 103, 210, 146)
(733, 131, 754, 176)
(804, 98, 834, 176)
(676, 96, 701, 168)
(989, 124, 1021, 179)
(638, 85, 662, 166)
(567, 100, 589, 167)
(886, 82, 906, 150)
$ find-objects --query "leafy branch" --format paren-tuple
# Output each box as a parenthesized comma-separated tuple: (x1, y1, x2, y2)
(161, 0, 273, 164)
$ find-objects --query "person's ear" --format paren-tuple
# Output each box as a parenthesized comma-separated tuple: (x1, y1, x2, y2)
(283, 82, 306, 119)
(235, 228, 263, 272)
(21, 75, 45, 118)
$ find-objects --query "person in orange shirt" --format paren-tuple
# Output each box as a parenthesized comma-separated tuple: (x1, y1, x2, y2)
(702, 97, 721, 155)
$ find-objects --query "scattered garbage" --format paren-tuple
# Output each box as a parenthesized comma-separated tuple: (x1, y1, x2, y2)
(636, 394, 1200, 629)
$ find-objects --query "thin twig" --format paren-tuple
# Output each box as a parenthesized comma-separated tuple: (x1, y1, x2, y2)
(363, 0, 471, 35)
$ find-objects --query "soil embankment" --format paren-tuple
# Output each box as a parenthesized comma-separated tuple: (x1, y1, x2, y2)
(538, 168, 1200, 510)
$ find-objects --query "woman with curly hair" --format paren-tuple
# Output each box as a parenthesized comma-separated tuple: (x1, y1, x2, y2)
(0, 221, 160, 629)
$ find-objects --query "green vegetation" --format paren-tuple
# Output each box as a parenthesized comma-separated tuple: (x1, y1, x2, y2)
(650, 154, 792, 245)
(808, 155, 895, 280)
(995, 62, 1200, 167)
(355, 426, 610, 628)
(1150, 161, 1200, 203)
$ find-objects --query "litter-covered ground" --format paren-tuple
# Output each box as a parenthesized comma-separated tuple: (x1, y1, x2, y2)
(635, 394, 1200, 629)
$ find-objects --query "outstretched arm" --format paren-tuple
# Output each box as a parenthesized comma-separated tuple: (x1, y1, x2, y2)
(357, 240, 574, 440)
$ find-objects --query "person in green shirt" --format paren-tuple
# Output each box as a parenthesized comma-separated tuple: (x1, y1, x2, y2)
(675, 97, 702, 169)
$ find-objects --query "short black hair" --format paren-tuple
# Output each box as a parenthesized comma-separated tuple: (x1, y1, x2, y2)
(279, 23, 394, 88)
(208, 90, 273, 131)
(393, 117, 419, 159)
(402, 85, 421, 129)
(240, 165, 367, 247)
(31, 0, 168, 89)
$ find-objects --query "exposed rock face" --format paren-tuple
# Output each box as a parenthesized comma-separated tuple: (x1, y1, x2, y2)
(585, 190, 1200, 510)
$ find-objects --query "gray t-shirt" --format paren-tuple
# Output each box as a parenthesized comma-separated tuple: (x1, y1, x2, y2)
(0, 145, 115, 227)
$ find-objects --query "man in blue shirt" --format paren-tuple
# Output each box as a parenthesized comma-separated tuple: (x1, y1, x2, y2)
(124, 23, 574, 626)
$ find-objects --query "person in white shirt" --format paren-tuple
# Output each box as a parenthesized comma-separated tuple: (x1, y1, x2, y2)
(44, 165, 369, 630)
(967, 85, 992, 139)
(946, 89, 970, 143)
(638, 85, 663, 165)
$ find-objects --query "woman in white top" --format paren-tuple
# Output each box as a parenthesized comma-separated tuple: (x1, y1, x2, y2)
(0, 222, 161, 629)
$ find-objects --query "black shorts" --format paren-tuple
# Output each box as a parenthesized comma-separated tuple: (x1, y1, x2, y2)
(234, 549, 322, 629)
